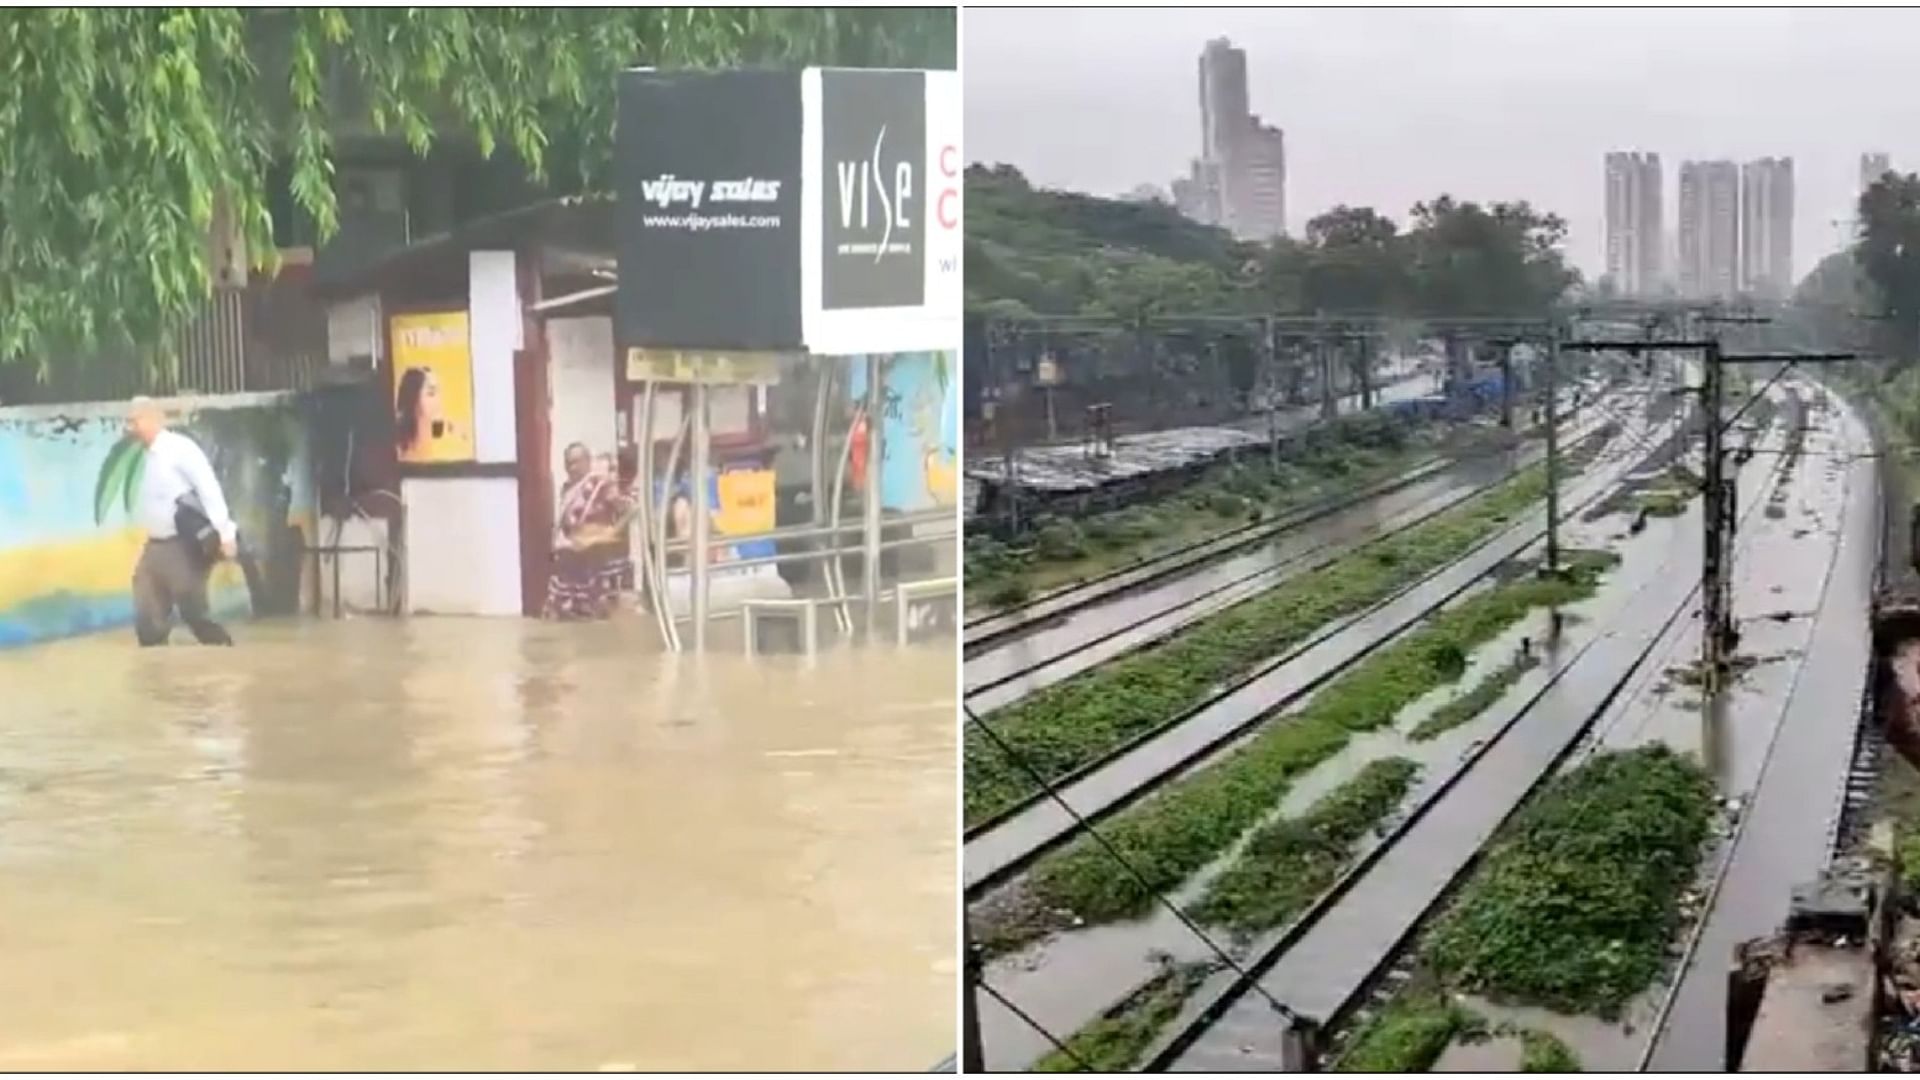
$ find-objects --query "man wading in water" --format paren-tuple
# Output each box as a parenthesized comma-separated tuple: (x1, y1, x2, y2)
(126, 397, 238, 646)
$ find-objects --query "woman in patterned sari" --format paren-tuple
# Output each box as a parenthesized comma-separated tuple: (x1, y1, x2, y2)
(546, 442, 634, 620)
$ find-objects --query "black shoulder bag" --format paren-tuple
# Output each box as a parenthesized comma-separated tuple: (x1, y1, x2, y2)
(173, 497, 227, 570)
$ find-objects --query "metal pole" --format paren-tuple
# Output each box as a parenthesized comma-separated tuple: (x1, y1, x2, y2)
(1498, 343, 1515, 429)
(690, 381, 711, 655)
(961, 923, 985, 1074)
(1263, 317, 1279, 469)
(1358, 334, 1374, 410)
(810, 363, 832, 596)
(1701, 341, 1724, 692)
(863, 353, 884, 642)
(1544, 334, 1562, 575)
(1319, 334, 1336, 420)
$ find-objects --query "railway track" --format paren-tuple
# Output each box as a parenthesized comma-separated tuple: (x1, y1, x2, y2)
(966, 407, 1630, 713)
(1105, 376, 1880, 1075)
(965, 397, 1603, 660)
(1637, 381, 1881, 1071)
(963, 397, 1682, 893)
(1145, 384, 1809, 1072)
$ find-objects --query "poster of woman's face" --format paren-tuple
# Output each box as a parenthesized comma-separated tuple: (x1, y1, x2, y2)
(390, 312, 476, 463)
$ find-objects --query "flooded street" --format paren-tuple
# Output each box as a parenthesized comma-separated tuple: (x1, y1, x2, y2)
(0, 619, 955, 1070)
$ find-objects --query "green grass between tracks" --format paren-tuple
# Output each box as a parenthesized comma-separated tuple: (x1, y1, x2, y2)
(1334, 997, 1583, 1074)
(1334, 991, 1480, 1072)
(966, 415, 1453, 611)
(1031, 961, 1213, 1073)
(1519, 1029, 1583, 1072)
(1191, 756, 1422, 933)
(1007, 550, 1616, 940)
(1410, 652, 1542, 742)
(965, 461, 1557, 828)
(1420, 744, 1716, 1017)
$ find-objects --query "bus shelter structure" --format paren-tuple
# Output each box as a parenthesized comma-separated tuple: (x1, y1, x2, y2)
(622, 350, 952, 653)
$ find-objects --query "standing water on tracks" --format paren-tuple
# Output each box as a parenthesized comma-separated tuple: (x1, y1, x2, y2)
(0, 618, 954, 1070)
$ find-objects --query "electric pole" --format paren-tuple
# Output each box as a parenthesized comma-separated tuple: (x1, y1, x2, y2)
(1700, 347, 1857, 690)
(962, 924, 984, 1073)
(1692, 310, 1778, 691)
(1544, 333, 1562, 575)
(1700, 339, 1728, 686)
(1263, 316, 1280, 469)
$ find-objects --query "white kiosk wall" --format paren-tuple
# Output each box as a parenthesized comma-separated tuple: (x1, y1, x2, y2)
(399, 251, 525, 616)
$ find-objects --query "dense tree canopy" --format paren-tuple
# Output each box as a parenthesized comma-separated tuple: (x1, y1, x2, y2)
(0, 7, 955, 371)
(1856, 171, 1920, 360)
(966, 165, 1579, 327)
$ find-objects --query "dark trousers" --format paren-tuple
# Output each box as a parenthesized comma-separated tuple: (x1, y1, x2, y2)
(133, 538, 233, 647)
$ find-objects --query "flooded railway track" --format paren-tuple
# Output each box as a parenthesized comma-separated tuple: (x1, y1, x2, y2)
(1134, 377, 1875, 1075)
(964, 407, 1628, 713)
(966, 373, 1859, 1073)
(1150, 415, 1794, 1072)
(964, 400, 1679, 894)
(1636, 382, 1880, 1071)
(965, 401, 1610, 683)
(965, 388, 1719, 1071)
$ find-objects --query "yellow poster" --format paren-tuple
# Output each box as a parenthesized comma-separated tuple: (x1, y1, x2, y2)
(715, 469, 775, 535)
(391, 311, 476, 463)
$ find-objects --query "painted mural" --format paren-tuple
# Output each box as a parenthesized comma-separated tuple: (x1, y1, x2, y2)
(0, 394, 314, 647)
(846, 351, 959, 513)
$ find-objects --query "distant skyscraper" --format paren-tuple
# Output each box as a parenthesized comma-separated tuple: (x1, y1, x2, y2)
(1175, 37, 1286, 241)
(1230, 120, 1286, 240)
(1739, 157, 1794, 298)
(1861, 151, 1893, 197)
(1603, 152, 1662, 295)
(1127, 183, 1172, 205)
(1198, 38, 1250, 164)
(1678, 160, 1740, 300)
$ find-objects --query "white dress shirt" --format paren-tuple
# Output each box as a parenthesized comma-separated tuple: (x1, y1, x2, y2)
(136, 428, 237, 544)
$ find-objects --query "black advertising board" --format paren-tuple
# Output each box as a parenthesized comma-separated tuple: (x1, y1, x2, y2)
(817, 69, 928, 312)
(615, 69, 804, 351)
(615, 68, 959, 357)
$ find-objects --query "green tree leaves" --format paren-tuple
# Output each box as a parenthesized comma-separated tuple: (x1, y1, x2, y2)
(966, 165, 1579, 325)
(0, 7, 955, 371)
(1855, 171, 1920, 360)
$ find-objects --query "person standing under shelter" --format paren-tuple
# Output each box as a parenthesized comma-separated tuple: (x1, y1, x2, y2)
(126, 397, 239, 646)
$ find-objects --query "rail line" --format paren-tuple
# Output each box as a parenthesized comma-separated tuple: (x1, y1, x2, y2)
(1148, 411, 1784, 1071)
(965, 407, 1629, 712)
(1134, 376, 1872, 1074)
(965, 397, 1601, 655)
(964, 396, 1684, 893)
(1636, 380, 1880, 1070)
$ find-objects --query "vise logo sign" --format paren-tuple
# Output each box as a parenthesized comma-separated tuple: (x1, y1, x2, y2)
(820, 69, 927, 311)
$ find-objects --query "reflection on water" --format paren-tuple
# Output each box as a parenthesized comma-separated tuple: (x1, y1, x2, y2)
(0, 619, 955, 1070)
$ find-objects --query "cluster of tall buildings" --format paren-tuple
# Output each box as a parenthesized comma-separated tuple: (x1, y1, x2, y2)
(1604, 152, 1798, 300)
(1165, 38, 1287, 242)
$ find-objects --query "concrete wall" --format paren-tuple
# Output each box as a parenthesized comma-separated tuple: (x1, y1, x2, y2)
(402, 475, 522, 616)
(0, 392, 315, 647)
(546, 315, 618, 499)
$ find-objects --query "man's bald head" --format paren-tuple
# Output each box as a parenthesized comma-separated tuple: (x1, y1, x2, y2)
(126, 396, 165, 446)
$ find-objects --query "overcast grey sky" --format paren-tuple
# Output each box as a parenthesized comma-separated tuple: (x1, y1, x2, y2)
(964, 7, 1920, 281)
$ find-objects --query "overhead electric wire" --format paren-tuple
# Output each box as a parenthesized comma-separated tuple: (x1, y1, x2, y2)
(964, 703, 1303, 1027)
(973, 977, 1094, 1073)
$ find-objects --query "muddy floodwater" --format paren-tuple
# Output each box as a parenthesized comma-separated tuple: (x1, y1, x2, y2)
(0, 618, 955, 1070)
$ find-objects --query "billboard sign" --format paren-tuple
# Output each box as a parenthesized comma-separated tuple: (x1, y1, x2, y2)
(802, 68, 961, 356)
(616, 67, 958, 358)
(615, 69, 805, 351)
